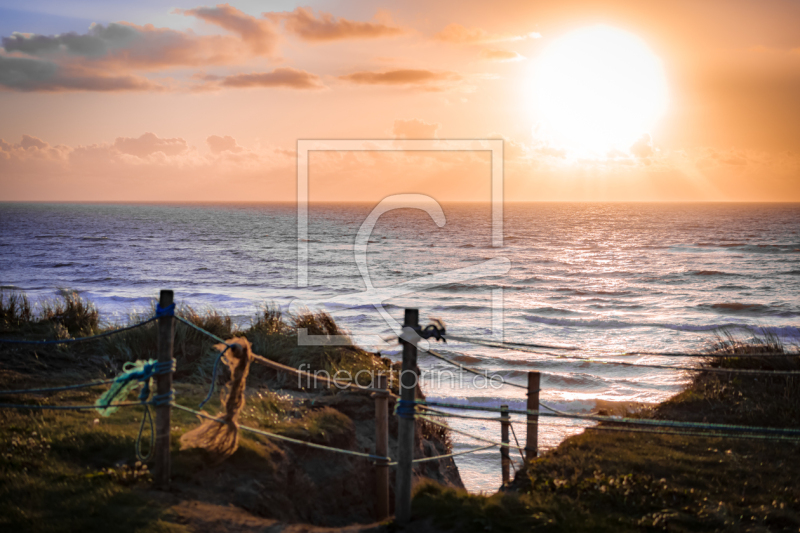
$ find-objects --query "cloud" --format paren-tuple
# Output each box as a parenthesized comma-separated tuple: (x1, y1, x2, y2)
(0, 55, 161, 92)
(0, 134, 70, 162)
(18, 134, 48, 150)
(179, 4, 279, 55)
(113, 132, 188, 158)
(338, 69, 461, 89)
(201, 67, 325, 90)
(0, 132, 297, 201)
(630, 134, 654, 158)
(392, 118, 440, 139)
(206, 135, 243, 154)
(1, 17, 278, 80)
(2, 24, 139, 57)
(479, 49, 525, 62)
(434, 23, 541, 44)
(266, 7, 405, 41)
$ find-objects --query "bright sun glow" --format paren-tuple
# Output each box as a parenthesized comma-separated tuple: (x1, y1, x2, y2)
(533, 25, 668, 154)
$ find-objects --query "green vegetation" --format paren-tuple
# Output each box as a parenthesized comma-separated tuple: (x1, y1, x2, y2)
(0, 289, 397, 532)
(0, 289, 394, 385)
(411, 332, 800, 531)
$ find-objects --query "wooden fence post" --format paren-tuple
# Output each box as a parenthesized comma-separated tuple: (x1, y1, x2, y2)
(525, 371, 540, 461)
(500, 404, 510, 485)
(395, 309, 419, 525)
(374, 374, 390, 521)
(155, 289, 175, 487)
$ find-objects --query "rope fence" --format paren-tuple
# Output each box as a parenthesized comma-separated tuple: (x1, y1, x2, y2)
(1, 294, 799, 524)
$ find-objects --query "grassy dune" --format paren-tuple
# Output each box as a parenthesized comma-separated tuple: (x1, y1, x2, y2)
(411, 333, 800, 532)
(0, 290, 463, 532)
(0, 290, 401, 531)
(4, 290, 799, 531)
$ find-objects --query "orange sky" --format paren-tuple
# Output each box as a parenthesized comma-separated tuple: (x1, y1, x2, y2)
(0, 0, 798, 202)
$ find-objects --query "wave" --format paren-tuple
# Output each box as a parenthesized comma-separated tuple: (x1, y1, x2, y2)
(699, 302, 800, 318)
(690, 270, 738, 277)
(432, 304, 488, 312)
(435, 283, 521, 294)
(525, 306, 584, 316)
(693, 242, 800, 254)
(554, 288, 632, 296)
(522, 314, 800, 337)
(448, 354, 484, 364)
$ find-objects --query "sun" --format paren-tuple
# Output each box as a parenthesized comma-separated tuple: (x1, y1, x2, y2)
(532, 25, 668, 154)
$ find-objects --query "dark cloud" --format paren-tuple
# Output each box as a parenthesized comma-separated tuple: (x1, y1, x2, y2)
(0, 55, 57, 88)
(338, 69, 460, 88)
(2, 24, 137, 57)
(113, 132, 188, 157)
(206, 135, 243, 154)
(2, 19, 274, 75)
(0, 55, 159, 92)
(266, 7, 404, 41)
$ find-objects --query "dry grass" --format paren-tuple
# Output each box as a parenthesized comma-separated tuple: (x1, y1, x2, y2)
(39, 291, 99, 336)
(0, 290, 33, 330)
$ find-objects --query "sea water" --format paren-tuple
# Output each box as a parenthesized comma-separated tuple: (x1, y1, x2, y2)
(1, 202, 799, 492)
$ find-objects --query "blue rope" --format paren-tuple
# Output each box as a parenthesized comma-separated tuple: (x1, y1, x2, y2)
(155, 303, 175, 318)
(174, 316, 229, 344)
(171, 316, 234, 409)
(136, 405, 155, 462)
(151, 390, 174, 406)
(198, 345, 231, 409)
(395, 399, 416, 420)
(0, 317, 157, 345)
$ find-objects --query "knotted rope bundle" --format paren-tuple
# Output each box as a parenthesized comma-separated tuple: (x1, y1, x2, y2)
(180, 337, 253, 461)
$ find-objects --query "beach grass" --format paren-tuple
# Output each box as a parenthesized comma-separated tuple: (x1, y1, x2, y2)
(410, 332, 800, 531)
(0, 289, 395, 387)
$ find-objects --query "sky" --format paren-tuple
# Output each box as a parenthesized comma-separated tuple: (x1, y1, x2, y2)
(0, 0, 798, 202)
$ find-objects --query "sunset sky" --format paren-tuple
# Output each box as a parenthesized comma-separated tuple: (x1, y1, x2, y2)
(1, 0, 799, 202)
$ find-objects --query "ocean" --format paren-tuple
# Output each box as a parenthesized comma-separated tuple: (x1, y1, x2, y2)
(1, 202, 799, 492)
